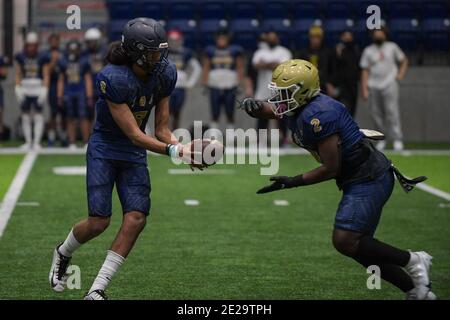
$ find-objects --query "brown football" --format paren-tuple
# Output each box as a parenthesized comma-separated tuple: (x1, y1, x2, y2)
(189, 139, 224, 166)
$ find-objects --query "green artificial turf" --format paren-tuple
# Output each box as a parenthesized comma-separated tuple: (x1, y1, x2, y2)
(0, 154, 448, 300)
(0, 155, 23, 199)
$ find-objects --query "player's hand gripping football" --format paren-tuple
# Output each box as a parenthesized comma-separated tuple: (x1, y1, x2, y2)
(257, 175, 304, 194)
(178, 143, 208, 171)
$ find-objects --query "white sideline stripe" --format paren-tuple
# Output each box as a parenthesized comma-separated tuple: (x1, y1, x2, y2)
(438, 203, 450, 208)
(1, 147, 450, 156)
(53, 166, 86, 175)
(168, 168, 235, 175)
(415, 182, 450, 202)
(0, 152, 37, 237)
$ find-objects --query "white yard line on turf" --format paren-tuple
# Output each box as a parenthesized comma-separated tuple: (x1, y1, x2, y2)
(415, 183, 450, 202)
(0, 151, 38, 237)
(168, 168, 235, 175)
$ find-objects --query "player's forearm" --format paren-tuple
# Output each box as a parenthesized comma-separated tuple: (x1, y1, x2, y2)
(131, 131, 169, 155)
(302, 165, 338, 185)
(155, 127, 177, 145)
(250, 103, 278, 119)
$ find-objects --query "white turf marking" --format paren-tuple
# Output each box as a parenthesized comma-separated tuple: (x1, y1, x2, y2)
(274, 200, 289, 206)
(0, 151, 38, 237)
(16, 201, 40, 207)
(168, 168, 235, 175)
(0, 202, 40, 207)
(415, 183, 450, 202)
(184, 199, 199, 206)
(438, 203, 450, 209)
(53, 166, 86, 175)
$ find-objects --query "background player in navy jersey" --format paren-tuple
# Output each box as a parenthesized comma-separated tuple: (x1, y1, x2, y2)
(14, 32, 49, 150)
(57, 40, 93, 149)
(0, 55, 7, 141)
(83, 28, 107, 129)
(202, 28, 244, 129)
(44, 33, 66, 147)
(241, 59, 435, 300)
(49, 18, 204, 300)
(167, 29, 201, 130)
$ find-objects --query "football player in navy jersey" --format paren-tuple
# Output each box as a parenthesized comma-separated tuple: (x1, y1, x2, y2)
(44, 33, 66, 146)
(57, 39, 93, 149)
(0, 55, 7, 140)
(202, 28, 244, 128)
(242, 59, 435, 300)
(167, 29, 201, 129)
(83, 28, 107, 128)
(14, 32, 49, 149)
(49, 18, 204, 300)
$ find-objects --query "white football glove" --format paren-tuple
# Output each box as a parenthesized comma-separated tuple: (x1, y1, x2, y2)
(37, 87, 48, 106)
(15, 85, 25, 104)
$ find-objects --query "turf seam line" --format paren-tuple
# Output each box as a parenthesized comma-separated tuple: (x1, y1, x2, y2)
(0, 151, 37, 238)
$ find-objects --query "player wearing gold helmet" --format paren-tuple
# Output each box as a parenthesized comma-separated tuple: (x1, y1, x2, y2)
(241, 59, 435, 300)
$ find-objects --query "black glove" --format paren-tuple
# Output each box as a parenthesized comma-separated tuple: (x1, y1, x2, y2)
(240, 97, 263, 116)
(256, 175, 305, 194)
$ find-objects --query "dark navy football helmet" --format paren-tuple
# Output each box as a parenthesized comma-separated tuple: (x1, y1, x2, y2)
(121, 17, 169, 74)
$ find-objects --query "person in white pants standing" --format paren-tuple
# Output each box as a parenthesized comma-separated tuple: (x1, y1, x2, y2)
(14, 32, 49, 150)
(360, 27, 408, 151)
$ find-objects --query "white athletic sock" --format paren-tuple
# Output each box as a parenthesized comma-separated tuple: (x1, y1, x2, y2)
(58, 229, 81, 257)
(48, 129, 56, 142)
(89, 250, 125, 292)
(33, 113, 44, 145)
(22, 114, 32, 145)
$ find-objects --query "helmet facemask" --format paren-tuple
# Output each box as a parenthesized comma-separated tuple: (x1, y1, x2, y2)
(268, 82, 302, 116)
(123, 38, 169, 75)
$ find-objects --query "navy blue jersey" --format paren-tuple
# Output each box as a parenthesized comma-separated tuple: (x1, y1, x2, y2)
(204, 45, 242, 70)
(169, 47, 192, 71)
(287, 93, 363, 158)
(89, 60, 177, 164)
(42, 50, 62, 88)
(82, 48, 107, 88)
(15, 52, 48, 79)
(286, 93, 390, 187)
(58, 54, 90, 93)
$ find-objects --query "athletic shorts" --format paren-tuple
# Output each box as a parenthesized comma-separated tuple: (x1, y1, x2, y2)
(21, 96, 43, 112)
(209, 87, 236, 120)
(86, 151, 151, 217)
(65, 91, 87, 119)
(334, 169, 394, 236)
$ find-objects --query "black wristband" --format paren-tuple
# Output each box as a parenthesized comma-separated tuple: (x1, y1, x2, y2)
(165, 144, 173, 156)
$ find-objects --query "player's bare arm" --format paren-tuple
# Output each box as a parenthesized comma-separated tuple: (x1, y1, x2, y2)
(108, 99, 173, 155)
(154, 95, 178, 144)
(257, 134, 340, 194)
